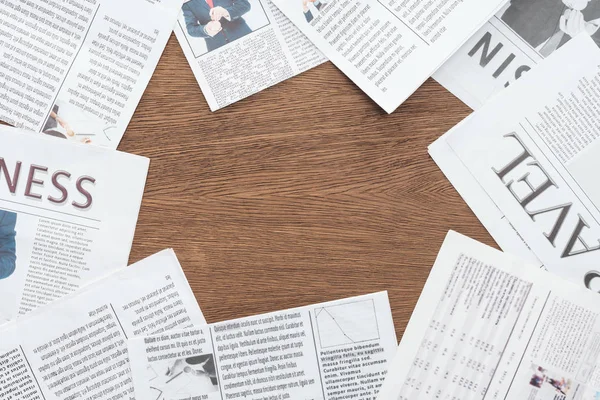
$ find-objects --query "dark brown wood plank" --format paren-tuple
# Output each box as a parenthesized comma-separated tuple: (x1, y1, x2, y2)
(118, 33, 495, 339)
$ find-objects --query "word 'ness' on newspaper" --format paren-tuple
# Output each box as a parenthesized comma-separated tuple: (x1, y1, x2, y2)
(0, 125, 149, 324)
(128, 292, 397, 400)
(429, 34, 600, 291)
(379, 230, 600, 400)
(0, 0, 183, 148)
(0, 249, 206, 400)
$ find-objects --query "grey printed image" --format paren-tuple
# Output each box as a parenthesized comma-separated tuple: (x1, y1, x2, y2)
(148, 354, 218, 400)
(179, 0, 269, 57)
(501, 0, 600, 56)
(301, 0, 328, 23)
(0, 210, 17, 280)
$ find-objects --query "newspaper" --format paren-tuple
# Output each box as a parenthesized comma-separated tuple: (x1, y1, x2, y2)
(269, 0, 508, 113)
(0, 125, 149, 324)
(429, 34, 600, 290)
(128, 292, 397, 400)
(0, 0, 182, 148)
(0, 249, 206, 400)
(434, 0, 600, 109)
(378, 231, 600, 400)
(175, 0, 326, 111)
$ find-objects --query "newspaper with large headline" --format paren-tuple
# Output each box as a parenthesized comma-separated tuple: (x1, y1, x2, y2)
(128, 292, 397, 400)
(434, 0, 600, 109)
(429, 34, 600, 290)
(269, 0, 509, 113)
(175, 0, 327, 111)
(0, 249, 206, 400)
(0, 125, 149, 324)
(0, 0, 183, 147)
(379, 231, 600, 400)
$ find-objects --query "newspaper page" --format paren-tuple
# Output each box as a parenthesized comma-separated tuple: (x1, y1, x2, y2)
(0, 249, 206, 400)
(174, 0, 327, 111)
(128, 292, 397, 400)
(428, 126, 543, 267)
(0, 125, 149, 324)
(434, 0, 600, 109)
(269, 0, 509, 113)
(434, 34, 600, 291)
(378, 230, 600, 400)
(0, 0, 183, 148)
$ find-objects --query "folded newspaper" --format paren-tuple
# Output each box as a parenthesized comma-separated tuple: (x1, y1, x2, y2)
(0, 125, 149, 324)
(270, 0, 509, 113)
(0, 249, 206, 400)
(435, 1, 600, 109)
(0, 0, 183, 147)
(175, 0, 327, 111)
(379, 231, 600, 399)
(128, 292, 397, 400)
(430, 34, 600, 290)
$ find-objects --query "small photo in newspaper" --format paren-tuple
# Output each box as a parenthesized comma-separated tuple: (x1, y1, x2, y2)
(178, 0, 270, 57)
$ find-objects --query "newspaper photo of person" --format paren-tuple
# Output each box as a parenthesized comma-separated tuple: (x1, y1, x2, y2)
(527, 366, 572, 399)
(181, 0, 269, 55)
(42, 104, 93, 144)
(501, 0, 600, 56)
(0, 210, 17, 281)
(301, 0, 328, 23)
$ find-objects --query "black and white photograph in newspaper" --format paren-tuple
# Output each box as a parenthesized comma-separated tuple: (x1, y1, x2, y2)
(147, 354, 219, 400)
(500, 0, 600, 57)
(179, 0, 270, 56)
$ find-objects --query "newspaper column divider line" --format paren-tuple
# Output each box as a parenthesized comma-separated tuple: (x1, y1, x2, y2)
(308, 310, 327, 400)
(19, 345, 47, 400)
(209, 327, 226, 400)
(502, 291, 552, 399)
(375, 0, 429, 46)
(110, 303, 128, 339)
(41, 4, 102, 130)
(481, 282, 533, 400)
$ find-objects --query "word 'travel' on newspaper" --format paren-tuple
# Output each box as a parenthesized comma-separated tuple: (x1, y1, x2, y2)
(429, 34, 600, 290)
(175, 0, 327, 111)
(0, 0, 183, 148)
(0, 125, 149, 324)
(269, 0, 509, 113)
(434, 0, 600, 109)
(0, 249, 206, 400)
(128, 292, 397, 400)
(378, 231, 600, 400)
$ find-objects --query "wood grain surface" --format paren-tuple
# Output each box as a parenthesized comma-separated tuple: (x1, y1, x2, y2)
(118, 34, 497, 341)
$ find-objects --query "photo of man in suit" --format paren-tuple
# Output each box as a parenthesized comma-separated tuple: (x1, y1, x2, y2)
(501, 0, 600, 56)
(183, 0, 252, 52)
(0, 210, 17, 280)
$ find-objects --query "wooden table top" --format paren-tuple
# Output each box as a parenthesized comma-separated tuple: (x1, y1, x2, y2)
(120, 34, 496, 340)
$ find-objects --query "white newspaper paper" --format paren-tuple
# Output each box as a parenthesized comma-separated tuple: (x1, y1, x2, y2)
(269, 0, 508, 113)
(434, 1, 600, 109)
(431, 34, 600, 290)
(129, 292, 397, 400)
(0, 249, 205, 400)
(0, 0, 183, 147)
(378, 231, 600, 400)
(0, 125, 149, 323)
(175, 0, 326, 111)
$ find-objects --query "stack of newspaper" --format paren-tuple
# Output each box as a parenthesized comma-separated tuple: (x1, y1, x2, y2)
(2, 0, 600, 399)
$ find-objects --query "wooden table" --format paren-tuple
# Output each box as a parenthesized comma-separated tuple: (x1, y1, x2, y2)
(119, 34, 496, 341)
